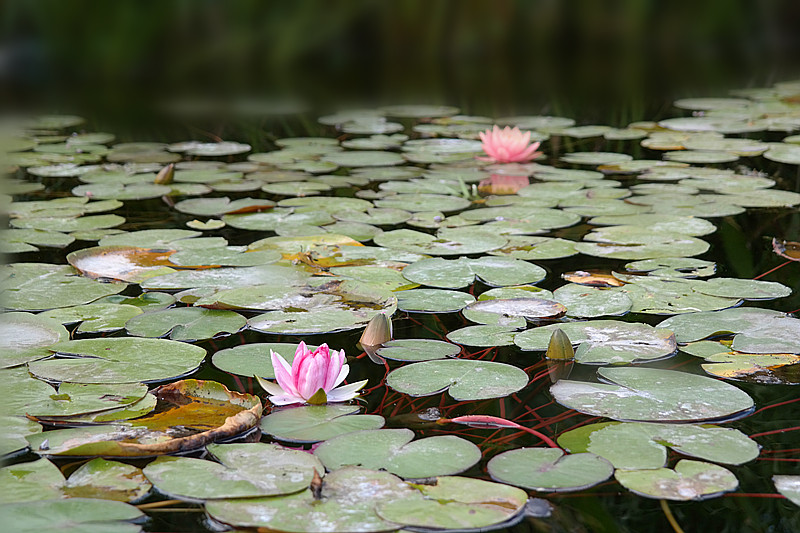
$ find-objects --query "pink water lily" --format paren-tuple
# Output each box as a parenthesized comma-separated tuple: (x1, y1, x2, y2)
(478, 125, 542, 163)
(256, 342, 367, 405)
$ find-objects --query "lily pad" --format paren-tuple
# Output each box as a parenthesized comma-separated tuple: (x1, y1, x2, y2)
(487, 448, 614, 492)
(314, 428, 481, 479)
(396, 289, 475, 313)
(2, 263, 127, 312)
(143, 443, 323, 500)
(386, 359, 528, 400)
(375, 339, 461, 361)
(125, 307, 246, 341)
(41, 303, 143, 333)
(212, 342, 305, 378)
(446, 325, 519, 347)
(0, 497, 144, 533)
(558, 421, 759, 470)
(401, 256, 546, 288)
(0, 416, 42, 457)
(515, 321, 676, 364)
(773, 475, 800, 507)
(553, 284, 633, 318)
(615, 459, 738, 501)
(205, 467, 415, 532)
(550, 367, 754, 422)
(680, 341, 800, 385)
(374, 193, 471, 213)
(29, 337, 206, 384)
(0, 312, 69, 368)
(260, 404, 385, 443)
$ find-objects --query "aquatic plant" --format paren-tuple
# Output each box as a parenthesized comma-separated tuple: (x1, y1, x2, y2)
(478, 125, 542, 163)
(257, 342, 367, 405)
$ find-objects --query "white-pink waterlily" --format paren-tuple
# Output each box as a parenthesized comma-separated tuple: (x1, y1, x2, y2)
(256, 342, 367, 405)
(478, 125, 542, 163)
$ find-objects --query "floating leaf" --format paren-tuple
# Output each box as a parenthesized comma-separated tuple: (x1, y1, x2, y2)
(0, 312, 69, 368)
(261, 404, 385, 443)
(773, 475, 800, 507)
(0, 416, 42, 457)
(386, 359, 528, 400)
(41, 303, 143, 333)
(376, 339, 461, 361)
(2, 263, 126, 311)
(26, 380, 261, 456)
(558, 421, 759, 470)
(212, 342, 303, 378)
(63, 458, 151, 502)
(615, 460, 738, 501)
(125, 307, 246, 341)
(314, 428, 481, 478)
(553, 284, 632, 318)
(515, 320, 676, 364)
(487, 448, 613, 492)
(396, 289, 475, 313)
(681, 341, 800, 385)
(446, 325, 519, 347)
(0, 497, 144, 532)
(143, 443, 323, 500)
(30, 337, 206, 384)
(551, 367, 754, 422)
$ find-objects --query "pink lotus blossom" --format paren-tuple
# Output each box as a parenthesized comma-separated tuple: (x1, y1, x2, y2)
(256, 342, 367, 405)
(478, 126, 542, 163)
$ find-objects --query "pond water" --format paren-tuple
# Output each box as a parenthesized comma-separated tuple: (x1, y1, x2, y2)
(2, 82, 800, 532)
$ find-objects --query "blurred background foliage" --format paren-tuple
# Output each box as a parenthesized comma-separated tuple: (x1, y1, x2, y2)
(2, 0, 799, 128)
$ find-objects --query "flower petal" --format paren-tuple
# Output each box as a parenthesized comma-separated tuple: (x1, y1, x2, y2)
(271, 350, 299, 396)
(256, 375, 287, 396)
(268, 393, 307, 406)
(326, 380, 368, 402)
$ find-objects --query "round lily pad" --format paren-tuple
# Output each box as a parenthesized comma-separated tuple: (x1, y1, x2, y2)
(41, 303, 143, 334)
(402, 256, 546, 289)
(615, 459, 738, 501)
(205, 467, 416, 532)
(375, 339, 461, 361)
(553, 284, 632, 318)
(260, 405, 385, 443)
(515, 320, 676, 364)
(212, 342, 306, 378)
(314, 428, 480, 479)
(29, 337, 206, 384)
(125, 307, 246, 341)
(774, 475, 800, 507)
(2, 263, 127, 312)
(0, 497, 144, 532)
(446, 325, 519, 347)
(386, 359, 528, 401)
(551, 367, 754, 422)
(557, 421, 759, 470)
(488, 447, 613, 492)
(374, 193, 470, 213)
(143, 443, 323, 500)
(396, 289, 475, 313)
(0, 312, 69, 368)
(375, 229, 506, 256)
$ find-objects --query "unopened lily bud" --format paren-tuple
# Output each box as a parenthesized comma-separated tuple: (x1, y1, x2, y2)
(545, 328, 575, 361)
(154, 163, 175, 184)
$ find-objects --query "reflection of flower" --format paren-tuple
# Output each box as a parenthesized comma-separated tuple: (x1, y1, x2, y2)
(477, 174, 530, 195)
(257, 342, 367, 405)
(478, 126, 542, 163)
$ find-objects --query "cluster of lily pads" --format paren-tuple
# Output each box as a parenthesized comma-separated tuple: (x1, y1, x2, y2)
(2, 81, 800, 531)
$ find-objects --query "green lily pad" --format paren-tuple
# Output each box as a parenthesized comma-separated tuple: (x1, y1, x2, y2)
(260, 404, 385, 443)
(575, 236, 710, 260)
(97, 229, 201, 248)
(446, 325, 519, 347)
(24, 382, 149, 418)
(143, 443, 323, 500)
(386, 359, 528, 400)
(558, 421, 759, 470)
(333, 207, 412, 226)
(142, 263, 309, 290)
(94, 292, 176, 312)
(0, 457, 64, 503)
(212, 342, 306, 378)
(205, 466, 415, 532)
(553, 284, 632, 318)
(764, 143, 800, 164)
(487, 236, 578, 260)
(462, 298, 566, 326)
(680, 341, 800, 384)
(375, 475, 528, 531)
(62, 458, 150, 502)
(314, 428, 480, 478)
(551, 367, 754, 422)
(692, 278, 791, 300)
(0, 497, 144, 532)
(487, 448, 613, 492)
(41, 303, 143, 333)
(2, 263, 127, 312)
(773, 476, 800, 507)
(0, 312, 69, 368)
(623, 257, 716, 278)
(402, 256, 546, 288)
(11, 214, 125, 233)
(174, 197, 274, 217)
(29, 337, 206, 384)
(375, 339, 461, 361)
(322, 150, 404, 167)
(396, 289, 475, 313)
(374, 193, 470, 213)
(615, 459, 738, 501)
(374, 229, 506, 256)
(516, 320, 676, 364)
(561, 152, 633, 165)
(0, 416, 42, 457)
(125, 307, 246, 341)
(658, 307, 800, 353)
(1, 229, 75, 253)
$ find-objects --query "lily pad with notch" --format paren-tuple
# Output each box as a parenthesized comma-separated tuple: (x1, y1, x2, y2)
(615, 459, 738, 501)
(487, 447, 614, 492)
(260, 404, 385, 443)
(125, 307, 246, 341)
(550, 367, 754, 422)
(386, 359, 528, 401)
(375, 339, 461, 361)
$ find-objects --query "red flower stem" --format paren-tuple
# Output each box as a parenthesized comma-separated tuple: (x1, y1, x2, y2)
(753, 260, 792, 280)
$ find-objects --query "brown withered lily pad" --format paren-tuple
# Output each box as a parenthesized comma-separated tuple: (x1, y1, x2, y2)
(26, 380, 262, 457)
(561, 270, 625, 287)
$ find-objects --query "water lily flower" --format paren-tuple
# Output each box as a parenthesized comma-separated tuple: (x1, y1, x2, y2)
(256, 342, 367, 405)
(478, 125, 542, 163)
